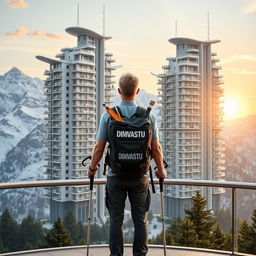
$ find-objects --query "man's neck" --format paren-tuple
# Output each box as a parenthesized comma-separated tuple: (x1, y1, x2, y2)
(121, 96, 135, 101)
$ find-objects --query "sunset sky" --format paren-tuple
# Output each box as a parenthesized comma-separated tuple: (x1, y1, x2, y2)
(0, 0, 255, 120)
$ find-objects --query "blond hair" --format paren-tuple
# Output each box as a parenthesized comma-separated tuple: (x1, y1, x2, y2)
(118, 73, 139, 97)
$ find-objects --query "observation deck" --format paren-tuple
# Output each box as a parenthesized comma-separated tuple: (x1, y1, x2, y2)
(0, 244, 252, 256)
(1, 179, 256, 256)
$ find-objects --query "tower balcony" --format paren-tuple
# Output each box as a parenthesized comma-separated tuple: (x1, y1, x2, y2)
(72, 74, 95, 81)
(72, 67, 95, 73)
(74, 48, 95, 56)
(178, 60, 199, 66)
(105, 79, 115, 84)
(178, 77, 200, 82)
(212, 65, 222, 70)
(44, 70, 52, 75)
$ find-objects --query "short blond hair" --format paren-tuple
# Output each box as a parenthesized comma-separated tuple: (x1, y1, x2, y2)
(118, 73, 139, 97)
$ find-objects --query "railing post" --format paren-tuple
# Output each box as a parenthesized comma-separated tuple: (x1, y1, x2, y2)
(231, 188, 237, 255)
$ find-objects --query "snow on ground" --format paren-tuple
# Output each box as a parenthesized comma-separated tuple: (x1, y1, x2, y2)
(21, 106, 45, 119)
(148, 217, 163, 239)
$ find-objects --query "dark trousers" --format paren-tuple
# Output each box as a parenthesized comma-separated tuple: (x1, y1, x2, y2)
(106, 175, 151, 256)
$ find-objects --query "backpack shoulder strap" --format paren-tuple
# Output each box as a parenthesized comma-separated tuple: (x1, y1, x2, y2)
(133, 106, 147, 118)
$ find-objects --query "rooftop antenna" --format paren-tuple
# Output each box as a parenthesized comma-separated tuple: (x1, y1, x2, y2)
(77, 2, 80, 27)
(103, 3, 105, 35)
(175, 19, 178, 37)
(207, 11, 210, 40)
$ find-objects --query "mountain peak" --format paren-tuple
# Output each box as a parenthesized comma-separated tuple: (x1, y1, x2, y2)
(4, 67, 26, 77)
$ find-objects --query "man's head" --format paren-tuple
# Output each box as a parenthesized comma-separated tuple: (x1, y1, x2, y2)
(118, 72, 139, 99)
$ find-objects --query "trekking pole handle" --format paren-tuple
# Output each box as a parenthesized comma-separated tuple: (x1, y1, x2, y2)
(82, 156, 91, 166)
(159, 178, 164, 192)
(163, 159, 168, 168)
(90, 175, 94, 191)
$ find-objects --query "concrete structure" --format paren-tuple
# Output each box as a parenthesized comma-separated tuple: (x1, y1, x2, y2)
(156, 37, 225, 218)
(1, 244, 248, 256)
(36, 27, 116, 224)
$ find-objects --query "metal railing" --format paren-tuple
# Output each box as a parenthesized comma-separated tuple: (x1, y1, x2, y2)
(1, 179, 256, 255)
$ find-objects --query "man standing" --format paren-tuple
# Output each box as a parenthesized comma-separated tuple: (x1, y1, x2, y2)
(87, 73, 167, 256)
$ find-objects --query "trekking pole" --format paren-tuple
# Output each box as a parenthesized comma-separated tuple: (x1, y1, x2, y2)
(159, 178, 166, 256)
(86, 174, 94, 256)
(81, 155, 94, 256)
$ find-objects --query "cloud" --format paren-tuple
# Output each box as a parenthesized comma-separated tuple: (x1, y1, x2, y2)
(5, 0, 28, 8)
(5, 27, 28, 37)
(6, 27, 68, 40)
(28, 30, 67, 40)
(242, 0, 256, 14)
(221, 54, 256, 64)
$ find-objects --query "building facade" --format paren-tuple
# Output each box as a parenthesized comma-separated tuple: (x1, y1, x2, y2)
(36, 27, 116, 223)
(156, 37, 225, 218)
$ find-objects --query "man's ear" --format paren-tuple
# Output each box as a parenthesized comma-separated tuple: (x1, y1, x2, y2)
(136, 88, 140, 95)
(118, 88, 121, 95)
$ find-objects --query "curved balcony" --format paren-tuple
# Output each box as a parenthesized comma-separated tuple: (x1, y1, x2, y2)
(0, 244, 249, 256)
(1, 179, 256, 256)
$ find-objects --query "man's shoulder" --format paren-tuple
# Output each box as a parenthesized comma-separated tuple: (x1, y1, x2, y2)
(100, 112, 110, 125)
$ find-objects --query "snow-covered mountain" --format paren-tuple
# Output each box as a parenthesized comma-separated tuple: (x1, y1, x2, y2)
(222, 115, 256, 221)
(0, 67, 47, 221)
(0, 67, 45, 163)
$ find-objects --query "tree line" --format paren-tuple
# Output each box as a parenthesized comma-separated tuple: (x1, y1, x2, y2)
(0, 191, 256, 253)
(0, 210, 108, 253)
(149, 191, 256, 254)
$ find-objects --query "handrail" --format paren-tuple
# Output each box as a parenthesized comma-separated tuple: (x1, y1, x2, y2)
(1, 178, 256, 255)
(0, 178, 256, 190)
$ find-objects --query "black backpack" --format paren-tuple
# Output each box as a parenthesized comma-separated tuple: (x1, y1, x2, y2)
(105, 106, 152, 178)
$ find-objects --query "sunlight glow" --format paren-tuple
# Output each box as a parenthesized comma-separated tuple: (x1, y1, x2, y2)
(224, 97, 240, 120)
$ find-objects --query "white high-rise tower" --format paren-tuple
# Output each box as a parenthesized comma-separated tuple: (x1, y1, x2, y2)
(156, 37, 225, 218)
(36, 27, 116, 223)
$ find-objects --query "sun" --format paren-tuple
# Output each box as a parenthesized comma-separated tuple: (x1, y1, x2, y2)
(224, 98, 240, 120)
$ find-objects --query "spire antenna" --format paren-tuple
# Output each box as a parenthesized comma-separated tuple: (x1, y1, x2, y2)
(77, 2, 80, 27)
(207, 11, 210, 40)
(103, 3, 105, 35)
(175, 19, 178, 37)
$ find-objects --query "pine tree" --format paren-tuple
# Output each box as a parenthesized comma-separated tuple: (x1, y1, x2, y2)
(0, 209, 18, 252)
(249, 209, 256, 253)
(18, 215, 44, 250)
(185, 190, 215, 248)
(24, 242, 33, 250)
(211, 224, 225, 250)
(223, 233, 232, 251)
(214, 209, 232, 233)
(169, 217, 181, 245)
(63, 212, 79, 244)
(45, 217, 72, 247)
(0, 238, 8, 253)
(76, 221, 85, 245)
(238, 220, 252, 253)
(177, 217, 198, 247)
